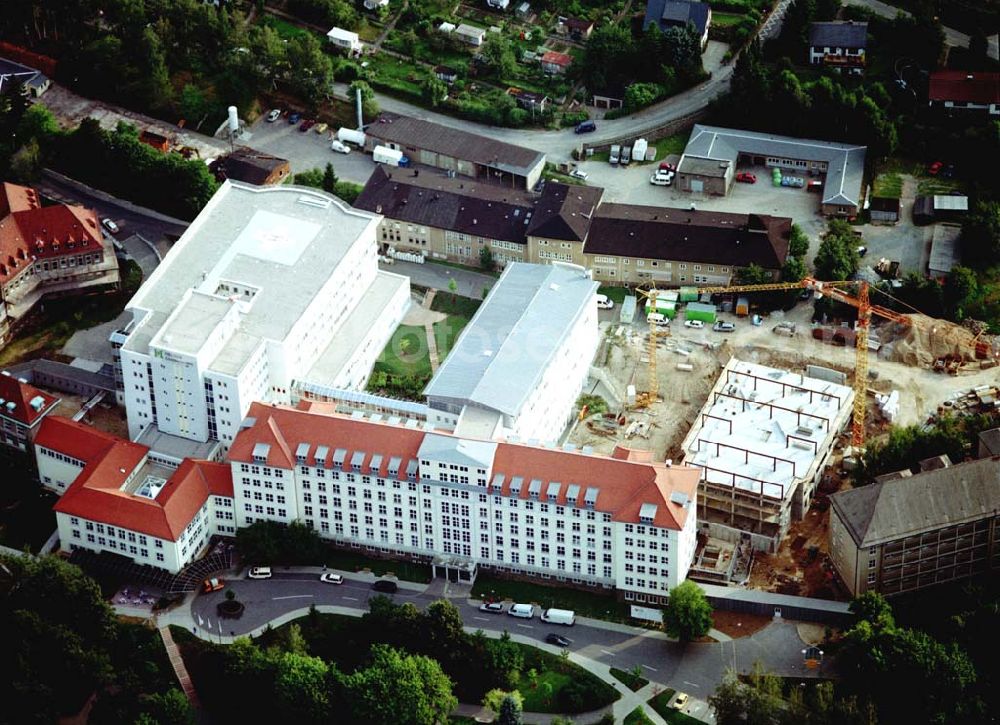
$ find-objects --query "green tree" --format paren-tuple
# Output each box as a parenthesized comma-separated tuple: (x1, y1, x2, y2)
(580, 24, 634, 94)
(662, 580, 713, 642)
(814, 220, 860, 280)
(346, 644, 457, 725)
(484, 631, 525, 690)
(498, 692, 524, 725)
(286, 33, 334, 100)
(480, 34, 517, 80)
(942, 266, 978, 320)
(322, 162, 338, 194)
(789, 223, 810, 258)
(274, 650, 332, 722)
(138, 688, 194, 725)
(484, 688, 523, 712)
(782, 255, 807, 283)
(624, 82, 664, 112)
(960, 201, 1000, 270)
(1, 555, 120, 721)
(480, 246, 495, 271)
(448, 277, 458, 300)
(735, 263, 773, 285)
(421, 74, 449, 107)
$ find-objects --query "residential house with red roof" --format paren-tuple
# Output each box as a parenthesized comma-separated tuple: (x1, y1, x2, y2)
(36, 416, 234, 573)
(0, 368, 59, 451)
(0, 182, 120, 346)
(229, 401, 700, 603)
(928, 71, 1000, 116)
(540, 50, 573, 75)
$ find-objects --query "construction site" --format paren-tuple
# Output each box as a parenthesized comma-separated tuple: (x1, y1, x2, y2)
(569, 280, 999, 599)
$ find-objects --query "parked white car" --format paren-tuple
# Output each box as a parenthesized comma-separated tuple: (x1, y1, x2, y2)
(101, 218, 119, 234)
(684, 320, 705, 329)
(248, 567, 272, 579)
(650, 170, 674, 186)
(331, 140, 351, 154)
(569, 168, 588, 181)
(507, 603, 534, 618)
(479, 601, 504, 613)
(595, 293, 614, 309)
(319, 572, 344, 584)
(266, 108, 282, 122)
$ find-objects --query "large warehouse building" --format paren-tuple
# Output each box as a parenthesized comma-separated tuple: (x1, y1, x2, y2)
(365, 114, 547, 190)
(111, 181, 409, 457)
(677, 125, 867, 216)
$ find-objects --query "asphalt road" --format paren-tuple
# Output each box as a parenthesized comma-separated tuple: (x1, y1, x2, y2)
(191, 573, 834, 697)
(35, 170, 187, 253)
(842, 0, 999, 61)
(385, 259, 497, 299)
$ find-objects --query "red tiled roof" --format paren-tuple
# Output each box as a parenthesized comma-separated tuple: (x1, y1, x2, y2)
(233, 403, 699, 530)
(0, 182, 105, 283)
(929, 71, 1000, 105)
(0, 373, 58, 426)
(491, 442, 698, 530)
(44, 417, 233, 540)
(541, 51, 573, 67)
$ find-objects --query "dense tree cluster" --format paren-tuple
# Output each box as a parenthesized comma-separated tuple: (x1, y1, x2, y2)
(719, 40, 899, 160)
(813, 220, 861, 282)
(0, 0, 336, 128)
(579, 23, 705, 112)
(853, 413, 999, 485)
(0, 555, 191, 725)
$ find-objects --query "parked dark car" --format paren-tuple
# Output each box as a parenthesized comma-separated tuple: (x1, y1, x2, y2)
(545, 633, 570, 647)
(574, 120, 596, 134)
(288, 112, 301, 124)
(372, 579, 398, 593)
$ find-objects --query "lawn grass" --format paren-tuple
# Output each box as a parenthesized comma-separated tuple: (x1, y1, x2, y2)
(711, 11, 747, 26)
(471, 573, 632, 623)
(625, 706, 658, 725)
(433, 315, 470, 358)
(648, 688, 704, 723)
(598, 285, 631, 304)
(321, 547, 433, 582)
(261, 14, 314, 40)
(517, 644, 620, 713)
(917, 176, 964, 196)
(872, 172, 902, 199)
(648, 131, 690, 163)
(610, 666, 649, 691)
(430, 294, 484, 318)
(372, 324, 432, 377)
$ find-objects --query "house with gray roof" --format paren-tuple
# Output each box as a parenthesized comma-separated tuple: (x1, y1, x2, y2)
(809, 21, 868, 75)
(829, 456, 1000, 596)
(678, 124, 867, 216)
(365, 113, 546, 189)
(424, 262, 599, 444)
(0, 57, 50, 97)
(643, 0, 712, 48)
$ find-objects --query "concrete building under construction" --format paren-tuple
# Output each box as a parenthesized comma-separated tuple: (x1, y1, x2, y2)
(679, 359, 854, 552)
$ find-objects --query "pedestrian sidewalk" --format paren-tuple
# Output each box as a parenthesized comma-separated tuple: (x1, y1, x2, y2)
(269, 564, 429, 592)
(159, 625, 201, 708)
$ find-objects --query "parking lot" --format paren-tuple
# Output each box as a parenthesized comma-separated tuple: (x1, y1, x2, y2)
(577, 158, 830, 252)
(243, 114, 379, 185)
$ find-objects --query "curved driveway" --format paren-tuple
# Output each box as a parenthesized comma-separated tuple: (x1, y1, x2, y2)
(188, 572, 834, 697)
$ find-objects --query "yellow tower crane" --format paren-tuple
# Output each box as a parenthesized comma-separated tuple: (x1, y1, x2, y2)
(641, 277, 912, 447)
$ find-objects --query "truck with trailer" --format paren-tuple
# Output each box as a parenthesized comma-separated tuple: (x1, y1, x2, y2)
(373, 145, 407, 167)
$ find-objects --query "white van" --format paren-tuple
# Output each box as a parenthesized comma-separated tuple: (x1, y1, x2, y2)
(647, 312, 670, 327)
(508, 603, 534, 619)
(595, 293, 614, 310)
(540, 608, 576, 626)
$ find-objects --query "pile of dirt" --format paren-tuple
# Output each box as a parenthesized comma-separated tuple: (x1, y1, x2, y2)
(883, 316, 982, 366)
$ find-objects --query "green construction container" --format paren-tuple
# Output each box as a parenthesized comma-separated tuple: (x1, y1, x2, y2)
(646, 299, 677, 318)
(685, 302, 717, 323)
(679, 286, 699, 302)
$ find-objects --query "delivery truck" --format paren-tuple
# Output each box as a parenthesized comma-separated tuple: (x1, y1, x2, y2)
(540, 608, 576, 626)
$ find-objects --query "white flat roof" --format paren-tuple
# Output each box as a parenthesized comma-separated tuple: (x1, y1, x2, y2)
(124, 182, 380, 371)
(682, 359, 854, 501)
(423, 262, 597, 418)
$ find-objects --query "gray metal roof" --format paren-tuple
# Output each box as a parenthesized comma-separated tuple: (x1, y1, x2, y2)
(808, 21, 868, 49)
(830, 457, 1000, 547)
(418, 432, 497, 469)
(424, 262, 598, 417)
(682, 125, 867, 208)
